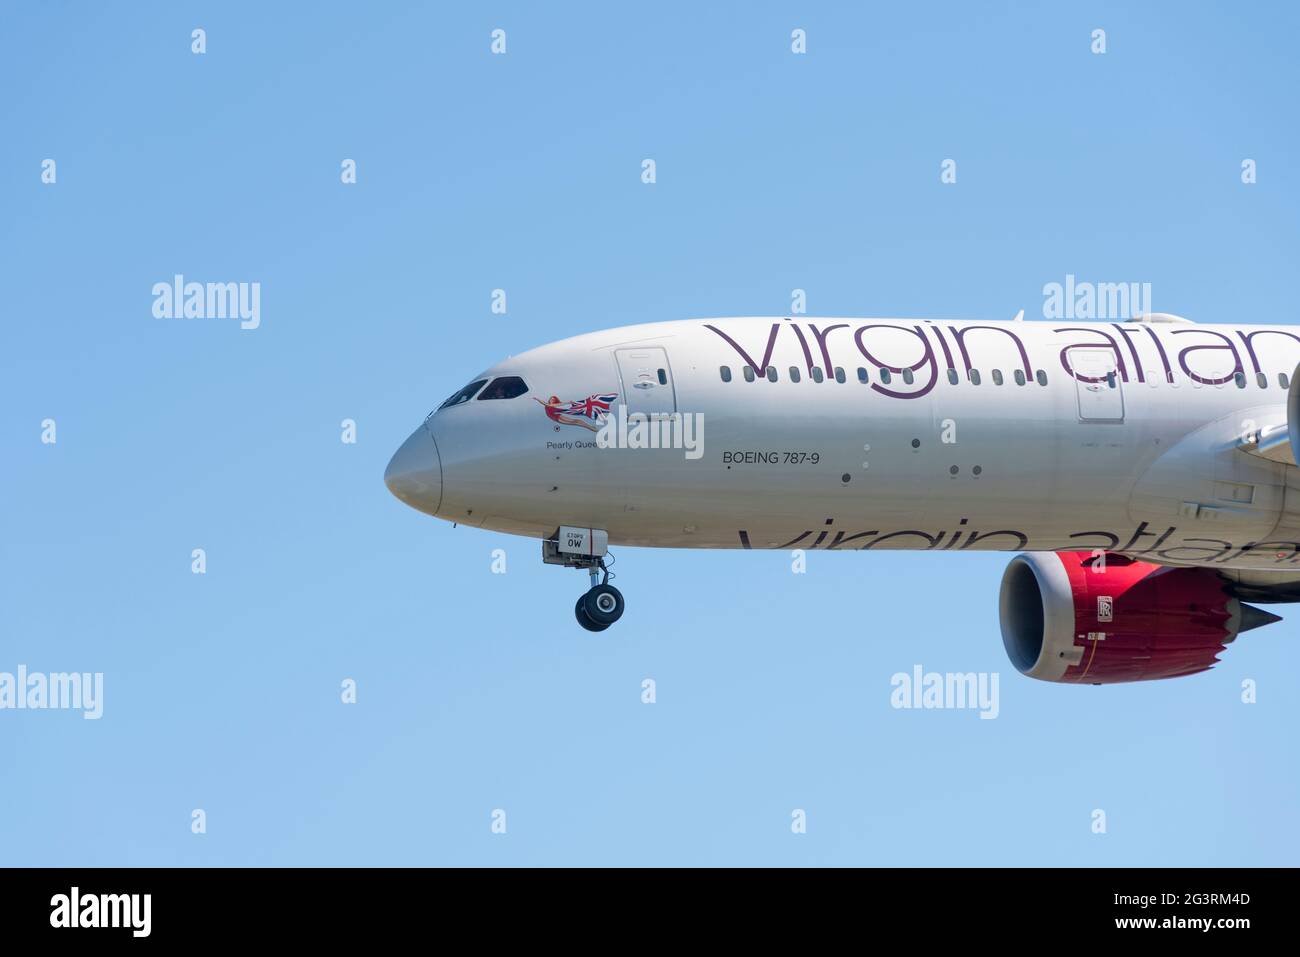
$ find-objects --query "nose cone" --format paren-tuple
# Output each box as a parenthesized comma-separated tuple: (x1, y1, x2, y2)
(384, 425, 443, 515)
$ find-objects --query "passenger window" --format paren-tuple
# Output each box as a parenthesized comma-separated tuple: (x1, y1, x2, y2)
(657, 368, 667, 385)
(903, 368, 916, 385)
(1104, 372, 1116, 389)
(720, 366, 732, 382)
(743, 366, 756, 383)
(879, 369, 892, 384)
(992, 369, 1004, 386)
(969, 369, 982, 386)
(812, 368, 825, 383)
(439, 378, 490, 409)
(789, 366, 801, 383)
(1257, 372, 1268, 389)
(477, 376, 529, 400)
(767, 366, 778, 382)
(1234, 372, 1247, 389)
(946, 369, 958, 385)
(1036, 370, 1048, 386)
(857, 367, 869, 384)
(1015, 370, 1027, 386)
(834, 367, 846, 384)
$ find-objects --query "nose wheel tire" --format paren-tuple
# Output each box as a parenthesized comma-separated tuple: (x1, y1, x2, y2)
(575, 595, 611, 632)
(581, 583, 625, 627)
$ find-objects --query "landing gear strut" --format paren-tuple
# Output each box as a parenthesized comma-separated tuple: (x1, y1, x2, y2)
(574, 562, 624, 632)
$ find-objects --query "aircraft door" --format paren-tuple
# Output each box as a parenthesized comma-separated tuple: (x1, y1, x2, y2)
(1068, 347, 1125, 423)
(614, 347, 677, 414)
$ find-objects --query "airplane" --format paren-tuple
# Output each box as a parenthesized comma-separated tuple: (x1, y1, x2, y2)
(384, 311, 1300, 684)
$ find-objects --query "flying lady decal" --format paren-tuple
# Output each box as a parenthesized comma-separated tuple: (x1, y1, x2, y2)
(535, 392, 619, 432)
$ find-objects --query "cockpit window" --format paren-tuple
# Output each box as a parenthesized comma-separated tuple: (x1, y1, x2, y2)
(477, 376, 529, 401)
(438, 379, 489, 410)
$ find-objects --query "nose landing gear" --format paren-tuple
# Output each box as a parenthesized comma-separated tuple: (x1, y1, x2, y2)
(543, 527, 625, 632)
(575, 564, 624, 632)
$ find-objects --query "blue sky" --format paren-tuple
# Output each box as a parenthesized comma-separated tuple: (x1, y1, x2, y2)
(2, 2, 1297, 865)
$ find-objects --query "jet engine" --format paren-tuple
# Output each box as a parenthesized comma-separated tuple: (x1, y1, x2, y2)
(998, 551, 1281, 684)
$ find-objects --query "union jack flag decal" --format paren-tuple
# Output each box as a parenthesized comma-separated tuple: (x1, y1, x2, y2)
(535, 392, 619, 432)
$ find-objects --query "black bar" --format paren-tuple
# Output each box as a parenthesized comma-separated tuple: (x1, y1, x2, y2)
(0, 867, 1285, 942)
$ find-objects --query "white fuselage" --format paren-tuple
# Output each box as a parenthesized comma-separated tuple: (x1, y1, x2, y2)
(385, 316, 1300, 574)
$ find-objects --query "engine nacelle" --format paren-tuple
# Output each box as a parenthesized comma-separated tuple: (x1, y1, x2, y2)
(998, 552, 1277, 684)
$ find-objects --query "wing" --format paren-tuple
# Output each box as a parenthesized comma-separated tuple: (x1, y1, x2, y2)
(1238, 365, 1300, 466)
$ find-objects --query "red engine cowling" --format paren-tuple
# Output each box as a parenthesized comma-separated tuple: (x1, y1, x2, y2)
(998, 552, 1278, 684)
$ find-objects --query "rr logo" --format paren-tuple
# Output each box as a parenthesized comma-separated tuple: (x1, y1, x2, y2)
(1097, 596, 1114, 623)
